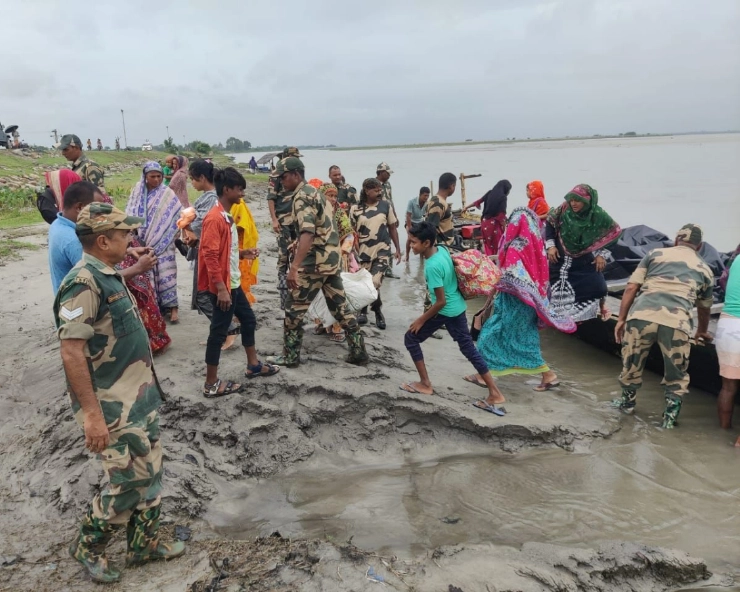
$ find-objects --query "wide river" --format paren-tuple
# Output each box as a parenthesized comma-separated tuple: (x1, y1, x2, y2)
(227, 136, 740, 575)
(236, 133, 740, 251)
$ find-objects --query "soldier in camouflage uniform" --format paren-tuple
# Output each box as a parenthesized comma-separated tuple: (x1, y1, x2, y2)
(268, 147, 304, 310)
(614, 224, 714, 429)
(54, 203, 184, 583)
(328, 165, 358, 208)
(376, 162, 400, 278)
(272, 157, 369, 367)
(60, 134, 105, 189)
(350, 178, 401, 329)
(424, 172, 457, 247)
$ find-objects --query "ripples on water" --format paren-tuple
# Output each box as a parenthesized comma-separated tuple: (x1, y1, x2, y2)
(211, 333, 740, 573)
(223, 137, 740, 572)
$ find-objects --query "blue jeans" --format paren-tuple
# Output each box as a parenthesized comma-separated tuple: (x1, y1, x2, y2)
(404, 311, 489, 375)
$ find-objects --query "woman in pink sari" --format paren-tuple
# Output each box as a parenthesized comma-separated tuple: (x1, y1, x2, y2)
(465, 207, 577, 404)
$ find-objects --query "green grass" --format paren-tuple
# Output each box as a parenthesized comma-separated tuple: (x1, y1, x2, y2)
(0, 238, 39, 263)
(0, 150, 265, 229)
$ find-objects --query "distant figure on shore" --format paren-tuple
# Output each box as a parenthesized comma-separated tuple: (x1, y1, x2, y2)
(86, 138, 92, 151)
(249, 156, 257, 172)
(464, 179, 511, 256)
(59, 134, 105, 189)
(96, 138, 103, 151)
(614, 224, 713, 429)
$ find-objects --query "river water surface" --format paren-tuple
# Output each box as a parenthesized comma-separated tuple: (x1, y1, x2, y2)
(226, 136, 740, 575)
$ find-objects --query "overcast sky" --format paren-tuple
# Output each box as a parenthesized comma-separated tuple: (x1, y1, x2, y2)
(3, 0, 739, 148)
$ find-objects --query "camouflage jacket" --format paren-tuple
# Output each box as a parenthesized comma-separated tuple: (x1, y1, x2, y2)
(425, 193, 455, 246)
(334, 182, 358, 208)
(627, 245, 714, 335)
(71, 155, 105, 189)
(380, 180, 393, 205)
(53, 253, 163, 428)
(267, 177, 294, 227)
(349, 200, 398, 262)
(291, 181, 341, 275)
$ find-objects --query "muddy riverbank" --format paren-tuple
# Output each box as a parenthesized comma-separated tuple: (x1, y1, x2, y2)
(0, 178, 737, 590)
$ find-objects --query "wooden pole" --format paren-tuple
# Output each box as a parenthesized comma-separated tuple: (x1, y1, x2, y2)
(430, 180, 434, 195)
(460, 173, 466, 209)
(459, 173, 482, 210)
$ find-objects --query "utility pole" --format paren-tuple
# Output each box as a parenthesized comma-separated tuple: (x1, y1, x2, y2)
(50, 129, 58, 144)
(166, 125, 170, 140)
(120, 109, 128, 149)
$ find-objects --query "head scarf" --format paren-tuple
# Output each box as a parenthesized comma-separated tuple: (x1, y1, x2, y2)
(546, 184, 621, 257)
(527, 180, 544, 200)
(307, 178, 323, 189)
(45, 169, 81, 210)
(478, 180, 511, 219)
(497, 207, 576, 333)
(168, 156, 190, 208)
(143, 161, 163, 175)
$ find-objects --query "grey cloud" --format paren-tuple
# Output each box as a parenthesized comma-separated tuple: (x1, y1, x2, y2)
(2, 0, 738, 147)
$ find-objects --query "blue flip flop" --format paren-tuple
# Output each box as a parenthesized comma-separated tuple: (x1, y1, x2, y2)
(473, 401, 507, 416)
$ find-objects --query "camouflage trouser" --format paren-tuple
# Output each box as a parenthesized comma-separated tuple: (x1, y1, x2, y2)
(618, 320, 690, 400)
(284, 272, 363, 363)
(277, 225, 292, 310)
(91, 410, 163, 525)
(360, 256, 388, 311)
(276, 225, 292, 272)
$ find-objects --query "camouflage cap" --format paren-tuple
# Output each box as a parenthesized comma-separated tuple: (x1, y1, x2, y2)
(270, 156, 305, 178)
(76, 203, 144, 236)
(59, 134, 82, 150)
(675, 223, 703, 246)
(282, 146, 303, 158)
(376, 162, 393, 174)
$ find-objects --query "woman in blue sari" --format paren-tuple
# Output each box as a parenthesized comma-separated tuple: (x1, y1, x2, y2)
(126, 162, 182, 321)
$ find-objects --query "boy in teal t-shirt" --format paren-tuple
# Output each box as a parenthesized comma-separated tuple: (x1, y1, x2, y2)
(401, 222, 505, 413)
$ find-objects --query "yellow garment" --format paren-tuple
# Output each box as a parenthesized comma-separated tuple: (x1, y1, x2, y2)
(231, 200, 259, 303)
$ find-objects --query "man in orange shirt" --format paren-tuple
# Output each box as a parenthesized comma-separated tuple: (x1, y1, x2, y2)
(199, 167, 279, 398)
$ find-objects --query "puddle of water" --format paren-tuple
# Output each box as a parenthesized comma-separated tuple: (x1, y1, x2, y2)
(209, 260, 740, 574)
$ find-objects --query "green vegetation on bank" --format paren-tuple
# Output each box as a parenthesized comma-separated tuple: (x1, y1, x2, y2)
(0, 150, 267, 230)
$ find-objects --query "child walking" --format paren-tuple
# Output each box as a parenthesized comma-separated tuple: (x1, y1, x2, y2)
(199, 167, 279, 397)
(402, 221, 506, 414)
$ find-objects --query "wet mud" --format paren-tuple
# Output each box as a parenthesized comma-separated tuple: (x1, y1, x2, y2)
(0, 182, 736, 590)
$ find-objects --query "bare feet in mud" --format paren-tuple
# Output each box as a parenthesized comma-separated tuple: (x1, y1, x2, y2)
(399, 381, 433, 395)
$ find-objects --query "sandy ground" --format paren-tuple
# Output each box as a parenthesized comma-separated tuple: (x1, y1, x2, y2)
(0, 180, 727, 591)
